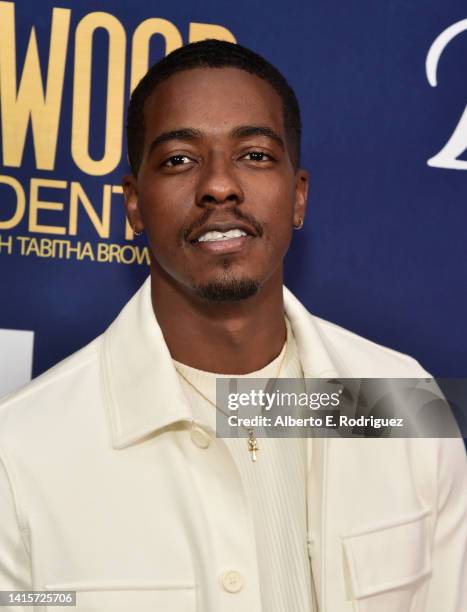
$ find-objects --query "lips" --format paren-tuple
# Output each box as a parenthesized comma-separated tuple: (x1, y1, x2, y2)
(193, 234, 251, 255)
(197, 228, 248, 242)
(189, 221, 257, 244)
(187, 220, 258, 256)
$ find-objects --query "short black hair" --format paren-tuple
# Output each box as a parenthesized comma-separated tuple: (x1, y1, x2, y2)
(126, 39, 301, 175)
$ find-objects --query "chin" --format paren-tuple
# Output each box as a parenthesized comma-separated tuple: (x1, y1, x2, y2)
(193, 276, 260, 302)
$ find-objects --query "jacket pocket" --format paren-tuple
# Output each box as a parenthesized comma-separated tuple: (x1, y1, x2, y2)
(340, 509, 432, 611)
(44, 581, 197, 612)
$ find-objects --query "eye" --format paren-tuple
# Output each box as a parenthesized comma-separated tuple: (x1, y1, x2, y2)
(163, 155, 194, 167)
(242, 151, 273, 162)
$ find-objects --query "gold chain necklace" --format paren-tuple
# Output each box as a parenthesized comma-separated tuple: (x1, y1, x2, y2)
(175, 332, 288, 463)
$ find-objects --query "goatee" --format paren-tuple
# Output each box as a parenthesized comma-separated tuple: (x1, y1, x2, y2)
(194, 278, 259, 302)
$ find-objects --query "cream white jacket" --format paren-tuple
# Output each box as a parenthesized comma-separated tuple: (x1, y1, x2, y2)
(0, 279, 465, 612)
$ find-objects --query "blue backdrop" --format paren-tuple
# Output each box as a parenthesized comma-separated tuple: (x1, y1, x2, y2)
(1, 0, 466, 395)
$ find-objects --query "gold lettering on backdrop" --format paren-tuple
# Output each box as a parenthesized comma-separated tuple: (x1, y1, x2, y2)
(0, 176, 130, 237)
(0, 3, 235, 177)
(0, 234, 13, 254)
(0, 5, 236, 253)
(72, 12, 126, 176)
(29, 178, 67, 235)
(130, 19, 183, 92)
(11, 236, 150, 265)
(189, 23, 236, 44)
(0, 2, 70, 170)
(69, 182, 112, 238)
(0, 175, 26, 229)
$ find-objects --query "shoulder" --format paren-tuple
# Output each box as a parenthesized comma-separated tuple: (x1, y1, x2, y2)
(283, 286, 429, 377)
(0, 337, 101, 438)
(313, 315, 430, 377)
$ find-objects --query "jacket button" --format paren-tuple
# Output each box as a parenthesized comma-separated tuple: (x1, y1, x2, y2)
(220, 570, 243, 593)
(190, 426, 211, 449)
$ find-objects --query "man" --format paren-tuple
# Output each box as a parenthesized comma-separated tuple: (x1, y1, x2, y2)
(0, 40, 465, 612)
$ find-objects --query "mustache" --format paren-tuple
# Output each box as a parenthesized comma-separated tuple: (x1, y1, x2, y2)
(181, 207, 264, 242)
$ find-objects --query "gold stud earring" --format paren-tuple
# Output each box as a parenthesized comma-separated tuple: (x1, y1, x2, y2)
(294, 217, 304, 230)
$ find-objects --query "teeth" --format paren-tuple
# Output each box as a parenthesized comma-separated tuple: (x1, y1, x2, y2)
(198, 229, 247, 242)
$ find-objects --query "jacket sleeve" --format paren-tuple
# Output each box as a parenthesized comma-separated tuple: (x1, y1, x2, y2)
(425, 437, 467, 611)
(0, 451, 32, 610)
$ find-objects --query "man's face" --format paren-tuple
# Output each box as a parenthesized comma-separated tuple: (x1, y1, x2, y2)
(123, 67, 308, 301)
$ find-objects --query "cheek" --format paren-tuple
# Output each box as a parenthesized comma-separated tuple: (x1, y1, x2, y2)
(138, 188, 188, 244)
(263, 194, 296, 261)
(259, 184, 295, 237)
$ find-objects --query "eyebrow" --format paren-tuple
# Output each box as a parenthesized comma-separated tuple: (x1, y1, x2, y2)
(231, 125, 285, 150)
(146, 124, 285, 157)
(147, 128, 202, 157)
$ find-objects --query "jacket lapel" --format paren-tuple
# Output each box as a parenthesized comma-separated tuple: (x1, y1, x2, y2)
(100, 278, 194, 449)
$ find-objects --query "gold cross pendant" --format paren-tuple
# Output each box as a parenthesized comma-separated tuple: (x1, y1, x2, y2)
(247, 430, 259, 462)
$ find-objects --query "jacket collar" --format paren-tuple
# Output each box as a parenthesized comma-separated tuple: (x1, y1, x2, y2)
(101, 277, 350, 449)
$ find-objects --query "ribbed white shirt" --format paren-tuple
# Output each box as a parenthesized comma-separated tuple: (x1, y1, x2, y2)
(174, 318, 314, 611)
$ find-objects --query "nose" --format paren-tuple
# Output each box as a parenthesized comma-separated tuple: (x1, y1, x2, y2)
(195, 155, 244, 207)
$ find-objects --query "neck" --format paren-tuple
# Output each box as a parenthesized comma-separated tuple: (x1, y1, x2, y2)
(150, 266, 286, 375)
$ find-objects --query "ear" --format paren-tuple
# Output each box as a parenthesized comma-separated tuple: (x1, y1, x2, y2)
(293, 169, 309, 228)
(122, 174, 144, 234)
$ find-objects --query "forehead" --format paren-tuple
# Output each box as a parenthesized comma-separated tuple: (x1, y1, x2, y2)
(142, 67, 285, 142)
